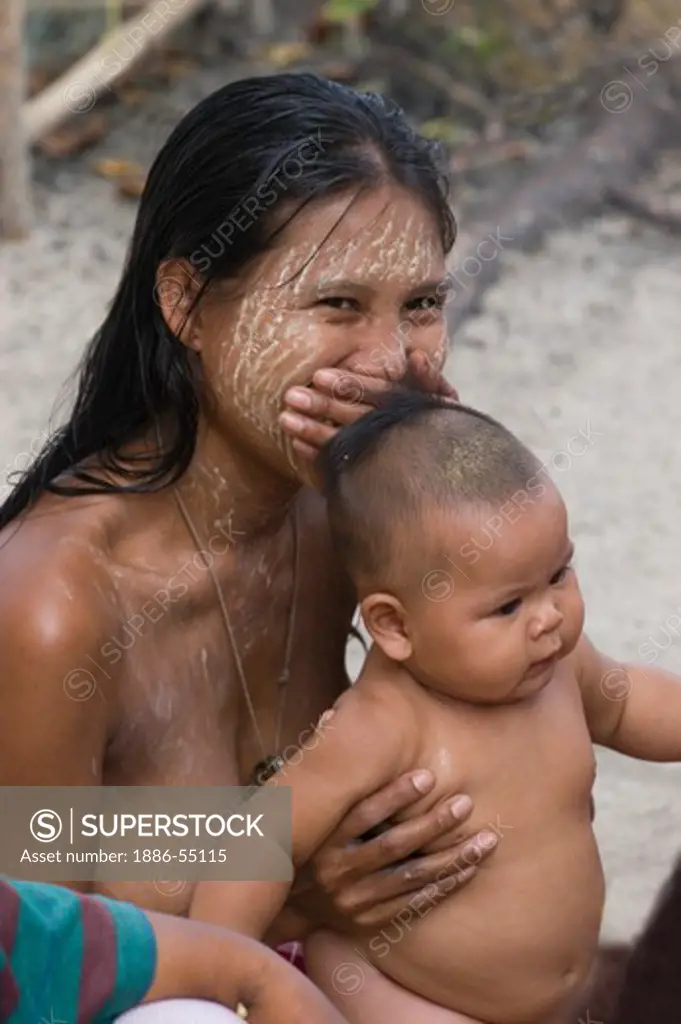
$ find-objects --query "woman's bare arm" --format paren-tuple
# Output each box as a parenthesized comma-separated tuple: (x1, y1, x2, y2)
(295, 771, 496, 931)
(189, 685, 410, 936)
(0, 542, 120, 890)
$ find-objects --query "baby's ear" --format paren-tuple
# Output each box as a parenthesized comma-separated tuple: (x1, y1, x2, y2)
(361, 593, 413, 662)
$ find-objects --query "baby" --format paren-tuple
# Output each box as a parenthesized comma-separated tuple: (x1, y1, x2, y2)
(191, 389, 681, 1024)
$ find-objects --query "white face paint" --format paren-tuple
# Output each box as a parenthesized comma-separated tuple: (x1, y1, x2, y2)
(196, 184, 448, 475)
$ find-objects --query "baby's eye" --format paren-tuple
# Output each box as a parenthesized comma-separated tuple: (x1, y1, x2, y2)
(494, 597, 522, 617)
(550, 564, 571, 586)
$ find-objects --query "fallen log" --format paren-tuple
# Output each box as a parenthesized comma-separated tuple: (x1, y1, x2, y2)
(24, 0, 206, 144)
(445, 59, 681, 336)
(605, 183, 681, 234)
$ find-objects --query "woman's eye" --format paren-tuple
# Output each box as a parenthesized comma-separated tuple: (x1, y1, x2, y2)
(318, 296, 359, 312)
(405, 294, 445, 319)
(494, 597, 522, 617)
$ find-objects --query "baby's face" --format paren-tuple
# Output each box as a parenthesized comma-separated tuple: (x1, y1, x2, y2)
(408, 485, 584, 704)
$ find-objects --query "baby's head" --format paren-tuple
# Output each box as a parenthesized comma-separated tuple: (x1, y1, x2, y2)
(318, 390, 585, 704)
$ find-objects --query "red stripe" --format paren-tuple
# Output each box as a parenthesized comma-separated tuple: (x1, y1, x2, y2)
(277, 942, 307, 974)
(76, 895, 117, 1023)
(0, 880, 21, 1018)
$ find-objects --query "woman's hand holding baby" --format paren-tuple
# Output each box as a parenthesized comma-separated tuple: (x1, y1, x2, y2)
(290, 769, 497, 931)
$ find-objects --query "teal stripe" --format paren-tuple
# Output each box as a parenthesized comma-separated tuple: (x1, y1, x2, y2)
(2, 882, 156, 1023)
(93, 896, 157, 1022)
(7, 880, 83, 1024)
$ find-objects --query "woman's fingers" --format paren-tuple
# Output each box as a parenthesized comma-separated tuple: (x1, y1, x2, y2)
(331, 770, 437, 846)
(283, 385, 373, 426)
(311, 368, 396, 404)
(290, 438, 320, 463)
(336, 828, 498, 918)
(405, 349, 458, 399)
(310, 772, 499, 927)
(280, 375, 376, 454)
(280, 357, 459, 454)
(342, 866, 478, 930)
(279, 411, 337, 453)
(330, 796, 492, 882)
(324, 825, 498, 931)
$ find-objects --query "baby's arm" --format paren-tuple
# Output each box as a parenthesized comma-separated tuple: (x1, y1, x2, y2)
(573, 634, 681, 759)
(190, 687, 410, 936)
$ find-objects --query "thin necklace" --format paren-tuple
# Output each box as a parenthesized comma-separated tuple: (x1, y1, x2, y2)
(172, 486, 300, 787)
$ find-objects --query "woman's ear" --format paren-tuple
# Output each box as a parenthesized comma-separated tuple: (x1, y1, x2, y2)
(361, 592, 413, 662)
(155, 259, 203, 351)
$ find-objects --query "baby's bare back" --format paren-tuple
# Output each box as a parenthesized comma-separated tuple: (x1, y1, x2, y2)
(355, 658, 604, 1023)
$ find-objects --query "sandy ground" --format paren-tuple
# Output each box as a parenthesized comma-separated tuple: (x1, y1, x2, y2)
(444, 217, 681, 942)
(2, 63, 681, 945)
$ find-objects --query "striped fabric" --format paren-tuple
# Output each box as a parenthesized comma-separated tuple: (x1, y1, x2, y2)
(0, 877, 157, 1023)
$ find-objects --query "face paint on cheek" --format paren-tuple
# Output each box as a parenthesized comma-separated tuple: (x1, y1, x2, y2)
(221, 244, 327, 448)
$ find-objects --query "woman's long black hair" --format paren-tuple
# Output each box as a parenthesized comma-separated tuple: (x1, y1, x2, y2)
(0, 73, 455, 529)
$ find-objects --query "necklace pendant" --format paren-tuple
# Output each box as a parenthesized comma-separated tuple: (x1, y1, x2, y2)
(251, 754, 285, 787)
(277, 669, 290, 687)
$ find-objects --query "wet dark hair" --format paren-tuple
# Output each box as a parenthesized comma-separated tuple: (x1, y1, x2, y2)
(318, 389, 541, 590)
(0, 72, 455, 529)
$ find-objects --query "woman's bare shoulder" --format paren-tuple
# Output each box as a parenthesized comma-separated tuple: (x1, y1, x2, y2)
(0, 494, 123, 695)
(0, 494, 130, 782)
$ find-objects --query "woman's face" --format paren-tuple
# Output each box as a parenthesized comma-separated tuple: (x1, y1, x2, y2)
(194, 184, 448, 476)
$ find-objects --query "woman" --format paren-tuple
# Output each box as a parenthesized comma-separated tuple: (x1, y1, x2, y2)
(0, 74, 496, 1019)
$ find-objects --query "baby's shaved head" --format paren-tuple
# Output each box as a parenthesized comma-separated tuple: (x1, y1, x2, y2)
(317, 389, 542, 593)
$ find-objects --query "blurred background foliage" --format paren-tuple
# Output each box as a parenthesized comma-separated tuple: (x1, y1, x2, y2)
(21, 0, 681, 158)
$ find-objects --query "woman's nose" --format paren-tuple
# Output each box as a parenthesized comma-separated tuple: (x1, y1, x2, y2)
(529, 600, 564, 640)
(344, 334, 408, 382)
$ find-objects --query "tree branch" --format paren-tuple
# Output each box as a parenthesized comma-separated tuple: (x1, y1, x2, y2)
(24, 0, 206, 144)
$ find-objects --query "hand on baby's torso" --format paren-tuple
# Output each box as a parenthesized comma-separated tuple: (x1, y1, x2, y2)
(356, 655, 604, 1024)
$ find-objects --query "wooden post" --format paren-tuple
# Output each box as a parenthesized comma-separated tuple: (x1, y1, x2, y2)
(0, 0, 31, 239)
(251, 0, 275, 37)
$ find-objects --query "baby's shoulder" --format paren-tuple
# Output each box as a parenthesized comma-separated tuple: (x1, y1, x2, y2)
(351, 659, 425, 735)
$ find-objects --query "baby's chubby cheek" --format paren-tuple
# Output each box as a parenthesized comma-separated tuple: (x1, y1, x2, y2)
(561, 593, 586, 657)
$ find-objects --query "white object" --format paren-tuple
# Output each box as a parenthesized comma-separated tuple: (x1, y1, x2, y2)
(117, 999, 243, 1022)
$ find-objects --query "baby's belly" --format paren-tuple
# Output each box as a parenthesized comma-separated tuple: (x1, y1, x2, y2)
(357, 823, 605, 1024)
